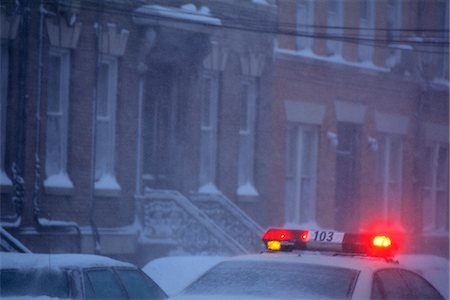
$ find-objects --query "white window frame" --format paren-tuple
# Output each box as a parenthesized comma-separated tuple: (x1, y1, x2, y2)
(326, 0, 344, 57)
(94, 55, 121, 193)
(44, 47, 73, 190)
(284, 124, 319, 225)
(0, 39, 12, 186)
(296, 0, 314, 51)
(358, 0, 375, 63)
(387, 0, 402, 41)
(198, 70, 219, 194)
(436, 0, 449, 80)
(423, 144, 449, 232)
(237, 76, 258, 196)
(385, 0, 402, 68)
(377, 134, 403, 222)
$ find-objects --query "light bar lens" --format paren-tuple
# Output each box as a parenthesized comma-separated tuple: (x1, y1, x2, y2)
(373, 235, 392, 248)
(267, 240, 281, 251)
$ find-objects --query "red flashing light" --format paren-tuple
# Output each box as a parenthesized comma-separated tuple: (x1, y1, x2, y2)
(263, 228, 293, 241)
(300, 231, 309, 241)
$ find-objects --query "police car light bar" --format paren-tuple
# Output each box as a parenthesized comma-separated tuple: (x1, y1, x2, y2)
(262, 228, 397, 257)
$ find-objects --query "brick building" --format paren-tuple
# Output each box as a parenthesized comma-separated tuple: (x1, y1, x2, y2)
(0, 0, 448, 263)
(1, 0, 276, 263)
(271, 0, 449, 256)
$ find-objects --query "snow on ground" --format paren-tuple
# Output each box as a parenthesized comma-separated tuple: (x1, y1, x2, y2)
(143, 255, 225, 297)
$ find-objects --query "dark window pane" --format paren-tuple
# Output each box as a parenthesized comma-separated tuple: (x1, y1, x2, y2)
(399, 269, 444, 299)
(116, 269, 166, 299)
(182, 261, 358, 299)
(84, 269, 125, 299)
(0, 269, 69, 298)
(372, 269, 411, 299)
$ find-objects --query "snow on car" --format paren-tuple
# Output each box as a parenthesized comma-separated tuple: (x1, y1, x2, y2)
(0, 252, 167, 299)
(170, 228, 445, 300)
(143, 255, 225, 297)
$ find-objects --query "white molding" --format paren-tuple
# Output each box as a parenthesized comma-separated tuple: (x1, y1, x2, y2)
(425, 123, 449, 143)
(375, 112, 409, 135)
(284, 100, 325, 125)
(335, 101, 367, 124)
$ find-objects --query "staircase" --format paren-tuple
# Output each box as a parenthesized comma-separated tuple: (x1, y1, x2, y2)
(137, 189, 264, 256)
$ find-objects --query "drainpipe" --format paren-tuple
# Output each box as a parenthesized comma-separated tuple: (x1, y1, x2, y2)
(89, 0, 104, 254)
(32, 1, 81, 253)
(2, 0, 31, 228)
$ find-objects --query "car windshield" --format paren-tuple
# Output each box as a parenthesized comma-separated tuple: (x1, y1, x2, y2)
(0, 268, 70, 298)
(180, 260, 359, 299)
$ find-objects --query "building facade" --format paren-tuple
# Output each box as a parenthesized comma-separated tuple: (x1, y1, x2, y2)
(1, 0, 448, 262)
(272, 0, 449, 256)
(1, 0, 276, 263)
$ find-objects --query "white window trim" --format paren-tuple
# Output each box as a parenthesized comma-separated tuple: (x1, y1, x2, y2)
(0, 40, 12, 187)
(94, 55, 121, 196)
(237, 76, 258, 197)
(358, 0, 375, 63)
(296, 0, 314, 52)
(285, 124, 319, 225)
(378, 135, 403, 222)
(423, 143, 449, 233)
(198, 70, 219, 194)
(326, 0, 344, 57)
(44, 47, 73, 193)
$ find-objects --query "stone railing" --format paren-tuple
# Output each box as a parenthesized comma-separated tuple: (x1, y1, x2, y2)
(189, 192, 265, 253)
(137, 189, 247, 255)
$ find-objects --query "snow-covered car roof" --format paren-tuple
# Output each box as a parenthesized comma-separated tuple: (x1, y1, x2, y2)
(143, 255, 226, 297)
(170, 251, 445, 300)
(0, 252, 134, 270)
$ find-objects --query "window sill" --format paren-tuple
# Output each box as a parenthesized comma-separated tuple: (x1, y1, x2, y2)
(94, 175, 121, 197)
(237, 183, 259, 197)
(198, 183, 220, 194)
(44, 173, 74, 196)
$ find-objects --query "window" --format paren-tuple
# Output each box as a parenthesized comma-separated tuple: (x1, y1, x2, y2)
(182, 261, 358, 299)
(0, 40, 11, 186)
(423, 144, 449, 232)
(44, 48, 73, 189)
(115, 269, 167, 299)
(436, 0, 449, 79)
(296, 0, 314, 51)
(237, 77, 258, 196)
(0, 269, 69, 298)
(386, 0, 402, 41)
(285, 124, 318, 224)
(377, 135, 403, 222)
(84, 269, 125, 299)
(199, 71, 219, 193)
(398, 269, 444, 299)
(358, 0, 375, 62)
(372, 269, 411, 299)
(335, 123, 360, 231)
(372, 269, 444, 299)
(385, 0, 402, 67)
(326, 0, 343, 56)
(94, 55, 120, 193)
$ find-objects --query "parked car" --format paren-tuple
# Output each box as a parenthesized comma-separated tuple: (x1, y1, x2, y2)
(171, 228, 445, 300)
(0, 252, 167, 299)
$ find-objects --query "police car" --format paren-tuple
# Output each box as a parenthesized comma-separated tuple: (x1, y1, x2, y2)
(171, 228, 445, 300)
